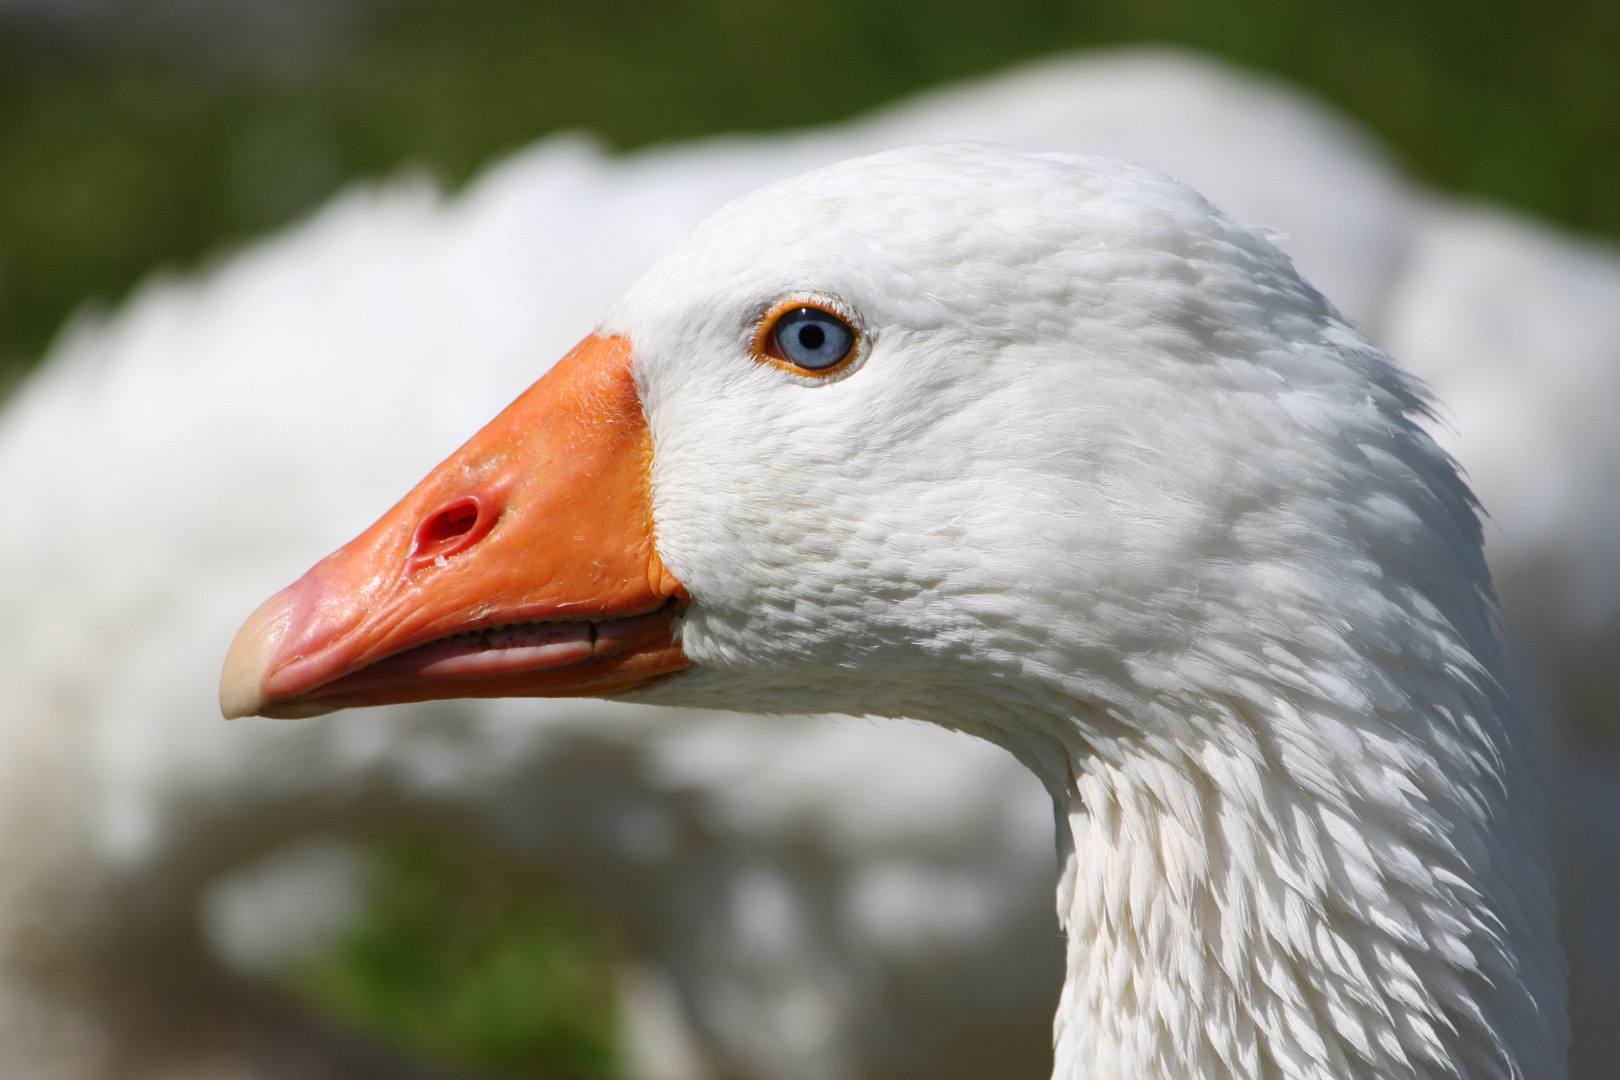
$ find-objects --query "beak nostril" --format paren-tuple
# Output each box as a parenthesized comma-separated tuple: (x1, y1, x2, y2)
(428, 503, 477, 542)
(413, 496, 492, 566)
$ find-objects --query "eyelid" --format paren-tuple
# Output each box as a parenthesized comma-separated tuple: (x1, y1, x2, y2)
(751, 296, 865, 378)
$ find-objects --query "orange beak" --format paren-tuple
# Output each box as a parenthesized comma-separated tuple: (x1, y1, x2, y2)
(220, 334, 689, 719)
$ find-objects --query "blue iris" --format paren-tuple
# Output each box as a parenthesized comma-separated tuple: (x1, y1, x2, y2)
(773, 307, 855, 370)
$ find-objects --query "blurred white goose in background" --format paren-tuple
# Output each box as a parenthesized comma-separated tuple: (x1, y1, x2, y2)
(0, 48, 1616, 1080)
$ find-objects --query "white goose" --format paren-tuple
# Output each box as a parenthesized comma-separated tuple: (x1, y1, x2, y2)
(224, 144, 1569, 1080)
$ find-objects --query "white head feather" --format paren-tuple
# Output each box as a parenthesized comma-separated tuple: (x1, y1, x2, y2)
(604, 143, 1565, 1080)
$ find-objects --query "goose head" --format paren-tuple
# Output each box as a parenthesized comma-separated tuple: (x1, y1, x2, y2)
(220, 145, 1390, 746)
(222, 144, 1565, 1079)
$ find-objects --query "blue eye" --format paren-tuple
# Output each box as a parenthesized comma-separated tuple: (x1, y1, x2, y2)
(771, 307, 856, 371)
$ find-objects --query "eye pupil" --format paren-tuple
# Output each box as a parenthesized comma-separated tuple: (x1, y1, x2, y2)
(771, 306, 855, 371)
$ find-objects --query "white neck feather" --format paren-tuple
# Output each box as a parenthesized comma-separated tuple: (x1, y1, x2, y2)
(1040, 675, 1564, 1080)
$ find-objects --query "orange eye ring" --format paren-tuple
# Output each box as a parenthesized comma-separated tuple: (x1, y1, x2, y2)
(752, 298, 864, 378)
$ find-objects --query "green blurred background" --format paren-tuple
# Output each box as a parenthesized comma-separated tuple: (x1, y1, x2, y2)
(1, 0, 1618, 384)
(3, 1, 1615, 1076)
(280, 836, 626, 1080)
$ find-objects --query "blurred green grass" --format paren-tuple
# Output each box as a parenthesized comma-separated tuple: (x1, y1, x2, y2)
(282, 836, 624, 1080)
(1, 0, 1617, 377)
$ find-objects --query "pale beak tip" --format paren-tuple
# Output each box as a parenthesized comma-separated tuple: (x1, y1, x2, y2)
(220, 592, 292, 719)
